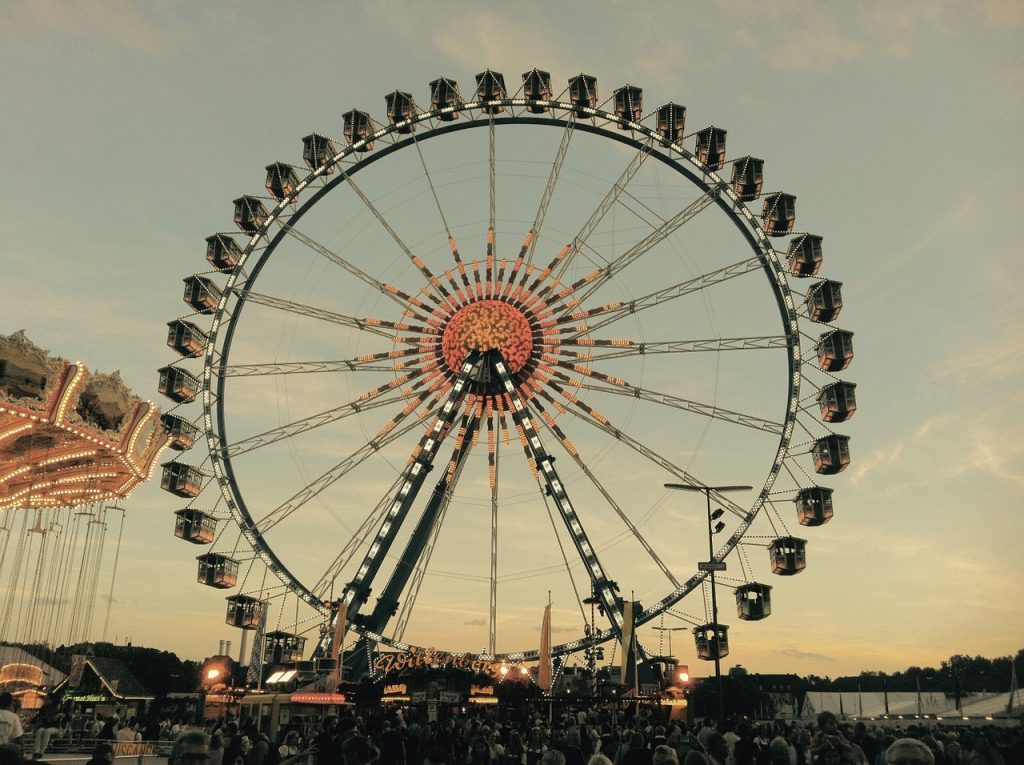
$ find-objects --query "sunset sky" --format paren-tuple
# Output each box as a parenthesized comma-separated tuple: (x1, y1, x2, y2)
(2, 1, 1022, 680)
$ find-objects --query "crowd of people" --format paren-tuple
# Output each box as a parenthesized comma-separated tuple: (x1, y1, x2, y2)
(170, 705, 1020, 765)
(1, 691, 1022, 765)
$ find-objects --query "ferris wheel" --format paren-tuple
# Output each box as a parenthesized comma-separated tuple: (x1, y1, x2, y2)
(159, 68, 855, 670)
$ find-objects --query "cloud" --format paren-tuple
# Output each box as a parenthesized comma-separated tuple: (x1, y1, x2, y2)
(21, 1, 194, 55)
(929, 322, 1024, 384)
(464, 618, 486, 626)
(777, 646, 836, 663)
(850, 444, 905, 484)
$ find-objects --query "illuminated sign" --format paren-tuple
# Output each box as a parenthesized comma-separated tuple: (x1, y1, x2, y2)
(289, 692, 346, 705)
(470, 685, 494, 696)
(383, 684, 408, 696)
(374, 648, 517, 678)
(65, 693, 106, 702)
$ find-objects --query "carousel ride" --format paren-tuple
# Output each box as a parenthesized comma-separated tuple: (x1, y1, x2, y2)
(158, 67, 855, 683)
(0, 330, 169, 648)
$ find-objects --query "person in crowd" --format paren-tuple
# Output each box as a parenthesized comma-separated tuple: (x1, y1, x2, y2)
(85, 743, 115, 765)
(703, 735, 728, 765)
(0, 695, 23, 747)
(469, 736, 495, 765)
(278, 731, 301, 761)
(618, 733, 651, 765)
(243, 724, 270, 765)
(550, 727, 586, 765)
(170, 731, 212, 765)
(208, 731, 225, 765)
(883, 739, 934, 765)
(651, 745, 678, 765)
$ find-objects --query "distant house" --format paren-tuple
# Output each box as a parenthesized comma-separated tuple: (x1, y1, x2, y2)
(0, 646, 67, 710)
(54, 655, 154, 718)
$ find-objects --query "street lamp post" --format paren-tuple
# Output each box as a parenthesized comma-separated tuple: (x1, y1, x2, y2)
(665, 482, 752, 726)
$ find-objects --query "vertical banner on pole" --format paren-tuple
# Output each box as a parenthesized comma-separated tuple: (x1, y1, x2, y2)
(327, 601, 347, 689)
(539, 603, 552, 691)
(620, 601, 634, 686)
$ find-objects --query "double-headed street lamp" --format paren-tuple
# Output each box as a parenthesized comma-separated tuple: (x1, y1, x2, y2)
(665, 482, 752, 725)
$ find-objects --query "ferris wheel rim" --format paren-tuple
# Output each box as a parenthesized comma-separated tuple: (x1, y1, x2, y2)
(198, 94, 804, 661)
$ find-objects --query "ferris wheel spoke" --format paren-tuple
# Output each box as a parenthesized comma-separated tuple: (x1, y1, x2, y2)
(278, 223, 429, 317)
(558, 335, 788, 361)
(563, 189, 721, 309)
(556, 403, 749, 520)
(235, 290, 425, 341)
(551, 135, 654, 283)
(339, 169, 450, 305)
(532, 398, 680, 589)
(562, 255, 762, 336)
(221, 349, 425, 377)
(224, 384, 423, 458)
(558, 372, 784, 435)
(489, 116, 497, 240)
(252, 414, 426, 535)
(524, 119, 576, 268)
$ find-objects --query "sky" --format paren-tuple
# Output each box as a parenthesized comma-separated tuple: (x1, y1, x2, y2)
(1, 1, 1022, 681)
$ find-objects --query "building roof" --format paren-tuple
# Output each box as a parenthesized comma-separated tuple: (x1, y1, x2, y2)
(64, 655, 154, 700)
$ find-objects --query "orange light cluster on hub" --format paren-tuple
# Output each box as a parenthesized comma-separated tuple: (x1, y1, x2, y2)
(441, 300, 533, 373)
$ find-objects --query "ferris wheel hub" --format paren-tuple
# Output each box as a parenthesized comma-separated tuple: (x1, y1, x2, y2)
(441, 297, 533, 374)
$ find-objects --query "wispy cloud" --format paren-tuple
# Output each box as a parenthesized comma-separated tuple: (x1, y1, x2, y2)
(22, 1, 194, 55)
(777, 647, 836, 663)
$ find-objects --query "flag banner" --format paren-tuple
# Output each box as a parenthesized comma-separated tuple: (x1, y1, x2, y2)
(620, 601, 634, 685)
(326, 601, 347, 689)
(539, 604, 552, 691)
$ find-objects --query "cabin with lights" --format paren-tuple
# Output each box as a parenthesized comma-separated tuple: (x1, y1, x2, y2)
(197, 553, 239, 589)
(430, 77, 462, 118)
(813, 434, 850, 475)
(769, 536, 807, 576)
(175, 508, 217, 544)
(233, 196, 269, 234)
(161, 461, 206, 498)
(206, 234, 243, 272)
(183, 275, 223, 315)
(735, 582, 772, 621)
(656, 103, 686, 145)
(815, 330, 854, 372)
(613, 85, 643, 126)
(762, 193, 796, 236)
(522, 70, 552, 112)
(731, 157, 764, 201)
(817, 381, 857, 423)
(386, 90, 419, 128)
(263, 632, 307, 665)
(693, 623, 729, 660)
(695, 127, 727, 170)
(226, 594, 266, 629)
(167, 320, 208, 359)
(807, 280, 844, 322)
(795, 486, 834, 526)
(265, 163, 300, 201)
(343, 109, 374, 150)
(475, 70, 507, 114)
(787, 234, 823, 277)
(568, 73, 598, 114)
(302, 133, 336, 173)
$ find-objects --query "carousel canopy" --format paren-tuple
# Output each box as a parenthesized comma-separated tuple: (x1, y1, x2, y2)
(0, 331, 169, 511)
